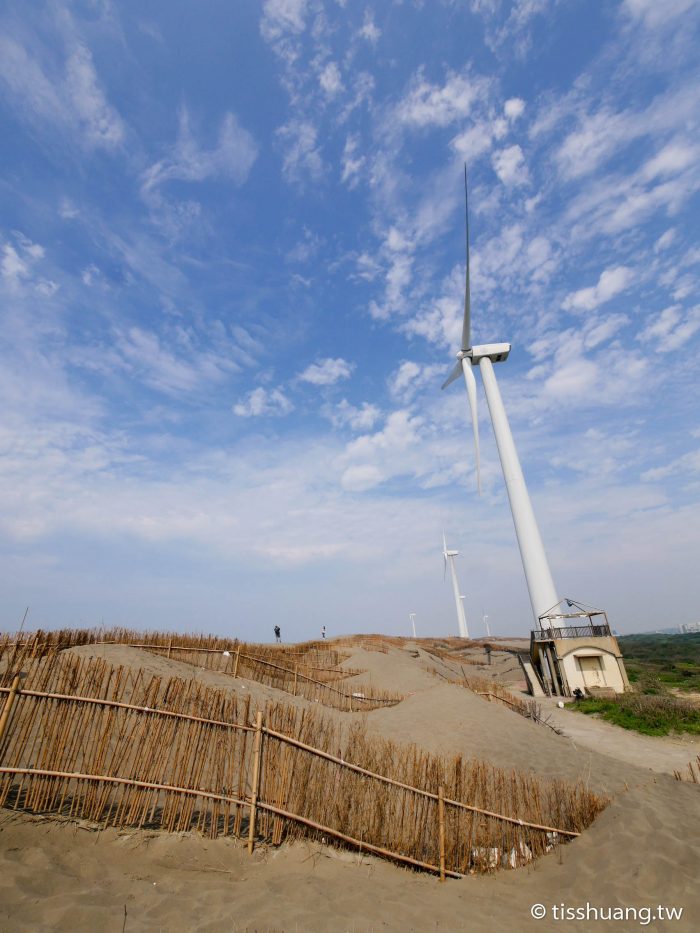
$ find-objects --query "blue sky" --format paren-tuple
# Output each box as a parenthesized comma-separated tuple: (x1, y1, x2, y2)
(1, 0, 699, 640)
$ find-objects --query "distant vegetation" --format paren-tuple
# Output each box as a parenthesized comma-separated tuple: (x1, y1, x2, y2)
(570, 633, 700, 736)
(618, 632, 700, 694)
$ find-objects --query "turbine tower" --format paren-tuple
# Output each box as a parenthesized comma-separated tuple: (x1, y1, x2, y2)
(442, 169, 560, 630)
(409, 612, 417, 638)
(443, 532, 469, 638)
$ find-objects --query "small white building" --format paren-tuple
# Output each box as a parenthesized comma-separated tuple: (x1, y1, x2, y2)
(526, 602, 629, 697)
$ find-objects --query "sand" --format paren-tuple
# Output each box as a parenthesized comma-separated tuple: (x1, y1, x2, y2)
(1, 640, 698, 932)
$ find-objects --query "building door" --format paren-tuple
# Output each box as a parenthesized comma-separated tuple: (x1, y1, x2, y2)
(578, 655, 606, 688)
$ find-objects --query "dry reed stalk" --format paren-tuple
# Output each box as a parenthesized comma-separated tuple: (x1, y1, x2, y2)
(0, 674, 21, 743)
(248, 711, 264, 853)
(438, 785, 446, 881)
(674, 756, 700, 783)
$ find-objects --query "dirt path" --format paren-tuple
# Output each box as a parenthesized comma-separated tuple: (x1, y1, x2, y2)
(538, 697, 700, 776)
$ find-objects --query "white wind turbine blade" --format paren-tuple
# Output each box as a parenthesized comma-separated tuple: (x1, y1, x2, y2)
(461, 164, 471, 353)
(442, 530, 448, 581)
(462, 360, 482, 496)
(441, 359, 463, 391)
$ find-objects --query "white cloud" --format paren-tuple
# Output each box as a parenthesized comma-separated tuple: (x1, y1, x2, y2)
(0, 35, 65, 126)
(450, 122, 493, 162)
(583, 313, 629, 349)
(81, 264, 100, 286)
(341, 135, 364, 187)
(389, 361, 445, 402)
(328, 399, 381, 431)
(1, 235, 47, 289)
(654, 229, 676, 252)
(642, 449, 700, 482)
(59, 198, 79, 220)
(359, 10, 381, 43)
(637, 304, 700, 351)
(562, 266, 634, 313)
(340, 463, 384, 492)
(0, 35, 124, 151)
(623, 0, 697, 29)
(277, 120, 324, 183)
(1, 245, 29, 287)
(389, 361, 421, 398)
(471, 0, 553, 55)
(555, 108, 629, 180)
(260, 0, 308, 41)
(74, 326, 243, 397)
(141, 109, 257, 196)
(35, 279, 59, 297)
(542, 356, 598, 402)
(319, 61, 343, 96)
(64, 45, 125, 149)
(504, 97, 525, 119)
(396, 70, 486, 128)
(340, 409, 424, 491)
(298, 357, 354, 386)
(642, 142, 697, 181)
(403, 265, 463, 349)
(491, 144, 528, 186)
(529, 344, 650, 413)
(354, 251, 381, 281)
(233, 386, 294, 418)
(15, 234, 44, 260)
(286, 227, 322, 264)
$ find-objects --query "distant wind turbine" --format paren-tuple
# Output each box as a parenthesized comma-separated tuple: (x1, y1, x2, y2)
(409, 612, 417, 638)
(443, 532, 469, 638)
(441, 168, 560, 630)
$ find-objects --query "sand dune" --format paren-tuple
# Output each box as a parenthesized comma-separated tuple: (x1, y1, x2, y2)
(1, 640, 698, 932)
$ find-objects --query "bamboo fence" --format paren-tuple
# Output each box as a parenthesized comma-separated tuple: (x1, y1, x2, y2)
(1, 630, 349, 670)
(427, 665, 555, 730)
(135, 643, 396, 711)
(0, 632, 400, 713)
(0, 653, 607, 878)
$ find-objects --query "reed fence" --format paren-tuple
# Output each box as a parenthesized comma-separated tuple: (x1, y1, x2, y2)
(0, 653, 606, 878)
(135, 643, 401, 712)
(427, 664, 554, 728)
(0, 631, 399, 713)
(0, 630, 349, 671)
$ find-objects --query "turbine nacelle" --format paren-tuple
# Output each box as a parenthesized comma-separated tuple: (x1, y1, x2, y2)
(464, 343, 511, 364)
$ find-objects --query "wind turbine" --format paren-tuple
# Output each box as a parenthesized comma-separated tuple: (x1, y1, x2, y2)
(441, 169, 560, 631)
(443, 532, 469, 638)
(409, 611, 417, 638)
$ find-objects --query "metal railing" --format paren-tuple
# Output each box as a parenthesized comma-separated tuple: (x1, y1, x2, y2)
(531, 624, 612, 641)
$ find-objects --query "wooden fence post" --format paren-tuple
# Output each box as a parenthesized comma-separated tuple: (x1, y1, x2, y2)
(247, 711, 264, 854)
(233, 646, 241, 679)
(438, 785, 446, 882)
(167, 639, 172, 660)
(293, 665, 298, 696)
(0, 674, 22, 744)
